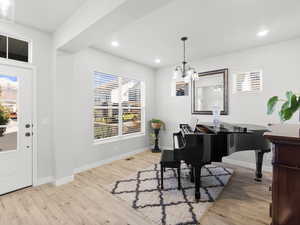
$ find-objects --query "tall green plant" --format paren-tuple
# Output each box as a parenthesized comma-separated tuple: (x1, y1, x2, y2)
(267, 91, 300, 121)
(0, 104, 10, 125)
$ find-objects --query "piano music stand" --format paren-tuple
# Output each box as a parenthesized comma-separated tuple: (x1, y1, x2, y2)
(152, 128, 161, 153)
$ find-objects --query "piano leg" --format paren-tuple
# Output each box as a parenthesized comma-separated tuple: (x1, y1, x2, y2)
(177, 166, 181, 190)
(255, 150, 266, 182)
(190, 167, 195, 183)
(194, 166, 201, 201)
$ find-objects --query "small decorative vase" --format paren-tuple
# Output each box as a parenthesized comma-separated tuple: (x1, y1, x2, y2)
(212, 105, 221, 127)
(151, 122, 162, 129)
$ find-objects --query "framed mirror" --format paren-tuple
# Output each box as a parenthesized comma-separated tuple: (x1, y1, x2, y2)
(192, 68, 228, 115)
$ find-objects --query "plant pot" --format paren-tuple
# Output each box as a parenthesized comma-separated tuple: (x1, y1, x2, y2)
(0, 127, 7, 137)
(151, 122, 161, 129)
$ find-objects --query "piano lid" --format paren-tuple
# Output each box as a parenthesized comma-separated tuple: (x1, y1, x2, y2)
(197, 122, 270, 134)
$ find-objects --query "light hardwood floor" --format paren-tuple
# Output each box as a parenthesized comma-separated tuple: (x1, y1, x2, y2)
(0, 150, 272, 225)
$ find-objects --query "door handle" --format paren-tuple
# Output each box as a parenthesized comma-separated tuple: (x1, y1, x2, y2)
(25, 132, 31, 137)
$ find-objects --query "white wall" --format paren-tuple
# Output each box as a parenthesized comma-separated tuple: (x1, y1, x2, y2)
(0, 21, 54, 180)
(155, 38, 300, 169)
(53, 51, 75, 181)
(54, 48, 155, 181)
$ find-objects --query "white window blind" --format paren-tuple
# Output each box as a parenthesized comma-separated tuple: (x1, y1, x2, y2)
(94, 72, 145, 141)
(121, 77, 142, 135)
(233, 71, 262, 93)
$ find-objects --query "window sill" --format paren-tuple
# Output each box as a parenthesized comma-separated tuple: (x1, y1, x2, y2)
(0, 57, 31, 64)
(93, 132, 145, 145)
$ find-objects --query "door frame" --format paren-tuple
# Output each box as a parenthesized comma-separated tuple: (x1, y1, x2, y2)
(0, 58, 38, 186)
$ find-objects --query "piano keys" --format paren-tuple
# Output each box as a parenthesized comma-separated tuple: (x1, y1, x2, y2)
(173, 122, 271, 200)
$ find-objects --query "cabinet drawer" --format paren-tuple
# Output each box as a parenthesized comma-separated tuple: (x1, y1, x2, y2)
(274, 143, 300, 167)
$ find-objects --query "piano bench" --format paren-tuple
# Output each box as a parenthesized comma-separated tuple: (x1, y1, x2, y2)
(160, 150, 181, 190)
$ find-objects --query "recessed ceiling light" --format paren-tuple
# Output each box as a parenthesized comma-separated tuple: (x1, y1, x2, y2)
(0, 0, 14, 21)
(155, 58, 161, 64)
(257, 29, 269, 37)
(111, 41, 119, 47)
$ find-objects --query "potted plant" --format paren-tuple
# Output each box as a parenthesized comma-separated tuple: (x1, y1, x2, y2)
(0, 104, 10, 136)
(150, 119, 165, 130)
(267, 91, 300, 121)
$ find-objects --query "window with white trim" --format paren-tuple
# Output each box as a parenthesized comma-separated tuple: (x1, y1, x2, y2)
(233, 70, 262, 93)
(94, 71, 145, 141)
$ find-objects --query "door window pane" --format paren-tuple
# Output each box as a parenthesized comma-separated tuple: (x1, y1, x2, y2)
(0, 35, 7, 59)
(0, 75, 18, 152)
(8, 38, 29, 62)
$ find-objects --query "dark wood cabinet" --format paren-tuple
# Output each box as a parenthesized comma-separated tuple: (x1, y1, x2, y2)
(264, 125, 300, 225)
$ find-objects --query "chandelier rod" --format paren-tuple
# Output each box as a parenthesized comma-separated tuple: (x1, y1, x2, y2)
(183, 38, 186, 63)
(181, 37, 188, 76)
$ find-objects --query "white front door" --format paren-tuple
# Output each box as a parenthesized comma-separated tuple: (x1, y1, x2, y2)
(0, 64, 33, 195)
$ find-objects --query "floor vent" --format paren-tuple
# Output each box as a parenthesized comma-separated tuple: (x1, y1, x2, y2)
(125, 157, 134, 161)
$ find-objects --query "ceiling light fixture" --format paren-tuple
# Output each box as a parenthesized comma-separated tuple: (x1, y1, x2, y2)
(155, 58, 161, 64)
(111, 41, 119, 47)
(173, 37, 197, 82)
(0, 0, 14, 21)
(257, 29, 269, 37)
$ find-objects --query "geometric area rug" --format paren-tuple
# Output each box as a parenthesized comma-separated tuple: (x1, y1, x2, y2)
(108, 163, 233, 225)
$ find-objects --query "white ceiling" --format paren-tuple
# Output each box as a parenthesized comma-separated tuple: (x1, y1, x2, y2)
(15, 0, 86, 32)
(91, 0, 300, 68)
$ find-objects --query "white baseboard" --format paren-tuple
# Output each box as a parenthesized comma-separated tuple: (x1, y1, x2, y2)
(222, 158, 272, 173)
(35, 147, 150, 187)
(53, 175, 74, 186)
(73, 146, 150, 174)
(36, 176, 54, 186)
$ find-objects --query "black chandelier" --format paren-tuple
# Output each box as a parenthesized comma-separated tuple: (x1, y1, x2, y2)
(173, 37, 197, 82)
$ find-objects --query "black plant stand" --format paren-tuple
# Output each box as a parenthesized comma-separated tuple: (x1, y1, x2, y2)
(152, 128, 161, 153)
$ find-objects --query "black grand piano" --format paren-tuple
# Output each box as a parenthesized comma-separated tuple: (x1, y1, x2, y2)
(173, 122, 271, 200)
